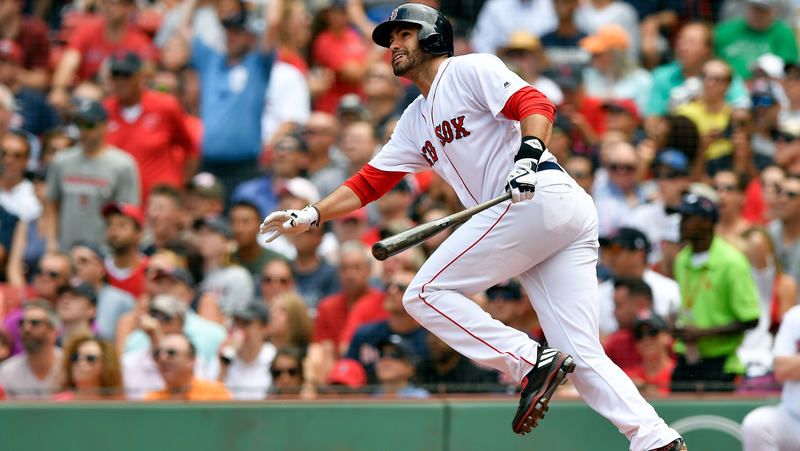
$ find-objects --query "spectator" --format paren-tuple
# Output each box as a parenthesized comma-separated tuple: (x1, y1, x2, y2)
(0, 84, 12, 139)
(624, 309, 675, 396)
(593, 142, 648, 236)
(768, 175, 800, 290)
(267, 291, 313, 352)
(484, 278, 540, 339)
(49, 0, 156, 109)
(0, 40, 59, 137)
(580, 25, 652, 112)
(44, 100, 141, 251)
(646, 22, 750, 118)
(141, 185, 186, 256)
(361, 178, 416, 246)
(193, 215, 254, 315)
(315, 120, 378, 201)
(0, 301, 62, 399)
(270, 345, 305, 395)
(0, 326, 11, 364)
(310, 0, 382, 114)
(56, 280, 97, 346)
(574, 0, 640, 62)
(738, 227, 798, 379)
(276, 0, 313, 74)
(260, 260, 296, 305)
(670, 193, 760, 392)
(0, 131, 40, 223)
(470, 0, 558, 55)
(362, 62, 401, 136)
(262, 60, 312, 146)
(774, 121, 800, 174)
(713, 171, 752, 243)
(147, 262, 223, 325)
(215, 301, 276, 400)
(183, 0, 282, 196)
(418, 331, 501, 394)
(760, 165, 786, 223)
(67, 243, 134, 342)
(636, 0, 682, 70)
(54, 333, 123, 400)
(496, 31, 563, 106)
(325, 358, 367, 392)
(345, 270, 427, 380)
(374, 334, 429, 399)
(332, 208, 370, 245)
(749, 82, 782, 161)
(540, 0, 589, 67)
(144, 333, 231, 400)
(602, 99, 645, 144)
(102, 202, 148, 298)
(305, 111, 341, 178)
(564, 155, 595, 195)
(185, 172, 225, 223)
(603, 278, 653, 368)
(780, 62, 800, 125)
(741, 304, 800, 451)
(104, 51, 198, 203)
(714, 0, 798, 80)
(0, 0, 50, 89)
(287, 221, 340, 311)
(551, 63, 606, 151)
(230, 201, 286, 282)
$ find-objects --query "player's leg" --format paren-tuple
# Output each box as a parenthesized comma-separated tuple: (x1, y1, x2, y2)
(518, 207, 681, 450)
(742, 405, 800, 451)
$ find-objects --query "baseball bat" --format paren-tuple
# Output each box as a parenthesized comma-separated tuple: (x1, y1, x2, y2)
(372, 192, 512, 261)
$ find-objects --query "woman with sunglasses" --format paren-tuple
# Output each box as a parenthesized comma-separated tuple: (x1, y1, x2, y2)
(54, 333, 123, 401)
(269, 345, 306, 396)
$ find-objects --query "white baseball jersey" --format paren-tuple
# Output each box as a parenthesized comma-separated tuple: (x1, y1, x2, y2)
(369, 53, 556, 208)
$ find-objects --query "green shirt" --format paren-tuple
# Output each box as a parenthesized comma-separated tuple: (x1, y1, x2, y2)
(715, 18, 798, 79)
(232, 247, 288, 282)
(672, 236, 761, 374)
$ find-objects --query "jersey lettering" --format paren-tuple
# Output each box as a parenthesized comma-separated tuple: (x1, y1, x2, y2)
(434, 116, 471, 148)
(435, 125, 446, 147)
(441, 120, 454, 143)
(451, 115, 471, 139)
(421, 141, 438, 166)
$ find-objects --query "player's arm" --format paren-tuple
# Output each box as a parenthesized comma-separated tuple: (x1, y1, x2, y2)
(774, 355, 800, 383)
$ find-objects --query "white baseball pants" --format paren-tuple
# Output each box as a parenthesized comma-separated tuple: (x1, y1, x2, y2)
(743, 405, 800, 451)
(403, 169, 681, 451)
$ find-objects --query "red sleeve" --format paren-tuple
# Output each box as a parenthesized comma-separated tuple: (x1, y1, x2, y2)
(342, 164, 408, 207)
(501, 86, 556, 124)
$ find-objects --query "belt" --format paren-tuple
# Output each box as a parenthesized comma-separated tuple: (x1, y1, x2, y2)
(538, 161, 564, 172)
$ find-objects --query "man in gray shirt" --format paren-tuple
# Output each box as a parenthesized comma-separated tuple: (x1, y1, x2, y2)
(768, 176, 800, 301)
(44, 99, 140, 251)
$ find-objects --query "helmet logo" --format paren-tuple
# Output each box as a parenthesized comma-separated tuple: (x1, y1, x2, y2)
(389, 8, 398, 20)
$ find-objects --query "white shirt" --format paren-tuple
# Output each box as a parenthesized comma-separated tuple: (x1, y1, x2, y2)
(121, 348, 209, 400)
(210, 343, 276, 401)
(0, 179, 42, 222)
(261, 61, 311, 144)
(533, 76, 563, 106)
(774, 305, 800, 419)
(470, 0, 558, 55)
(598, 269, 682, 336)
(0, 348, 62, 400)
(574, 1, 640, 62)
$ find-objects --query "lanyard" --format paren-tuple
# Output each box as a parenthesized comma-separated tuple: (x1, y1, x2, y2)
(683, 267, 709, 310)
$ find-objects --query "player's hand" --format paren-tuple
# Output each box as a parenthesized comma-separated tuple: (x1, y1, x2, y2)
(505, 158, 539, 203)
(259, 205, 320, 242)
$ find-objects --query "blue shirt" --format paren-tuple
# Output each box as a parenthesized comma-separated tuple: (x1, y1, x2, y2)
(0, 207, 19, 252)
(15, 88, 61, 137)
(231, 174, 278, 218)
(192, 38, 275, 162)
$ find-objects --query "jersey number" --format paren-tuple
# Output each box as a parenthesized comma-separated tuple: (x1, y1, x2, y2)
(421, 141, 438, 167)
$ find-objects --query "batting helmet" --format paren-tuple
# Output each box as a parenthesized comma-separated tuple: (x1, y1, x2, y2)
(372, 3, 454, 57)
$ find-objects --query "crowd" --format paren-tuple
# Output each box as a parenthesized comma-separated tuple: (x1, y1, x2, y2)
(0, 0, 796, 422)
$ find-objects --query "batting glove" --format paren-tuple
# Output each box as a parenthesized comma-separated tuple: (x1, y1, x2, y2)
(505, 159, 539, 203)
(259, 205, 320, 243)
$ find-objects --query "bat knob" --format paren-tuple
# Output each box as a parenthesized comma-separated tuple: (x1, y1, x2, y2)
(372, 242, 389, 261)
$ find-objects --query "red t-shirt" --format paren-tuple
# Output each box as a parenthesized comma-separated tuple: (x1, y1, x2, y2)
(603, 329, 641, 369)
(104, 90, 195, 202)
(105, 255, 149, 298)
(624, 361, 676, 395)
(16, 18, 50, 70)
(580, 96, 607, 136)
(338, 290, 389, 346)
(67, 20, 156, 82)
(311, 28, 369, 113)
(315, 288, 386, 345)
(742, 179, 766, 225)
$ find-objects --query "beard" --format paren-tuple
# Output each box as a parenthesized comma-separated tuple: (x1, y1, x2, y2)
(393, 46, 430, 77)
(22, 334, 44, 354)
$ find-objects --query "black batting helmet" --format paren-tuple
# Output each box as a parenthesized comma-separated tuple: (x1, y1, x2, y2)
(372, 3, 454, 57)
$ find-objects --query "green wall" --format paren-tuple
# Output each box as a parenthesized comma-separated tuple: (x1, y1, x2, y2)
(0, 398, 777, 451)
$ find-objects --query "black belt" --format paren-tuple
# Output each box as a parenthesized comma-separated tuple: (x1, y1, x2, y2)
(538, 161, 564, 172)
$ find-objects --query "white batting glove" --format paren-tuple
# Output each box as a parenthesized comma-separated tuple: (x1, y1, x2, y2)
(505, 158, 539, 203)
(259, 205, 320, 243)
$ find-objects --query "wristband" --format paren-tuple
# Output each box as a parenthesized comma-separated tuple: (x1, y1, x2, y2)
(515, 136, 546, 166)
(309, 205, 321, 227)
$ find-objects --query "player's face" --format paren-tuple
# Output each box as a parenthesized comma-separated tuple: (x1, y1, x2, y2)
(388, 25, 428, 77)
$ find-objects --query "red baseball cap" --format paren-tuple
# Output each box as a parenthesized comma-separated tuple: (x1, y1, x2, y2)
(602, 99, 640, 124)
(325, 359, 367, 389)
(102, 202, 144, 228)
(0, 40, 23, 66)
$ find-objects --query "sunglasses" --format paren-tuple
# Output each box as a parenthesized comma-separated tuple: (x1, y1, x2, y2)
(36, 269, 64, 279)
(71, 353, 100, 364)
(1, 151, 27, 160)
(262, 276, 291, 284)
(752, 97, 776, 109)
(110, 71, 133, 78)
(271, 367, 300, 377)
(654, 170, 682, 180)
(568, 171, 587, 179)
(772, 130, 799, 142)
(18, 318, 45, 328)
(149, 311, 174, 323)
(701, 73, 731, 83)
(714, 184, 738, 192)
(274, 144, 300, 153)
(384, 282, 408, 292)
(778, 187, 800, 199)
(380, 350, 405, 360)
(608, 163, 636, 173)
(486, 290, 519, 302)
(634, 327, 661, 340)
(75, 120, 98, 130)
(153, 348, 179, 359)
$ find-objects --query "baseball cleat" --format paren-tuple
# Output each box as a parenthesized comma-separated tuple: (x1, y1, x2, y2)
(511, 346, 575, 435)
(648, 438, 688, 451)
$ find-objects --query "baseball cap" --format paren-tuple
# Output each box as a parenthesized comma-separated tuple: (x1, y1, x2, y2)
(599, 227, 649, 251)
(486, 278, 523, 300)
(326, 358, 367, 388)
(278, 177, 320, 204)
(188, 172, 225, 199)
(152, 266, 195, 288)
(193, 215, 233, 239)
(71, 240, 106, 260)
(108, 50, 142, 76)
(232, 301, 270, 323)
(337, 94, 371, 121)
(0, 39, 23, 66)
(150, 295, 187, 319)
(220, 10, 248, 30)
(666, 192, 719, 222)
(73, 99, 108, 125)
(102, 202, 144, 229)
(58, 279, 98, 305)
(579, 24, 629, 54)
(547, 64, 584, 91)
(747, 0, 775, 8)
(376, 334, 420, 366)
(633, 309, 668, 338)
(751, 53, 785, 80)
(652, 149, 690, 175)
(602, 99, 640, 124)
(499, 31, 541, 53)
(275, 133, 309, 153)
(777, 120, 800, 140)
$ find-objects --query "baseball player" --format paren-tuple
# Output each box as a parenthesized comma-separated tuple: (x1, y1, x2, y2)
(260, 4, 685, 450)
